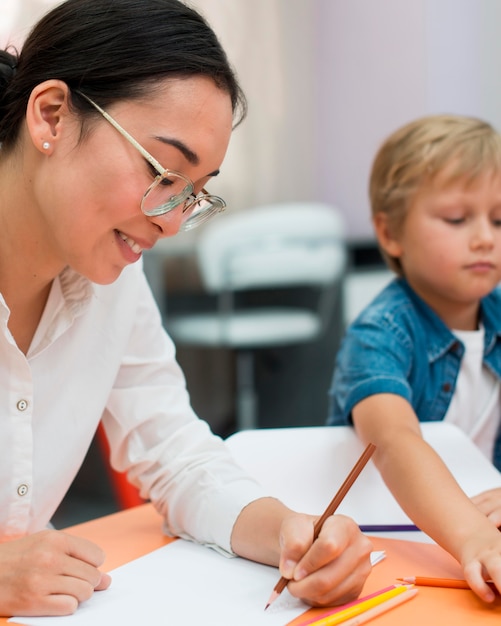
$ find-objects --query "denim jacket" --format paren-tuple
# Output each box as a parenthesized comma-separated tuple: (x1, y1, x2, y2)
(328, 278, 501, 470)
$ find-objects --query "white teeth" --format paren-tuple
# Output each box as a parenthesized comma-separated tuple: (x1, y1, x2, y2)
(118, 231, 142, 254)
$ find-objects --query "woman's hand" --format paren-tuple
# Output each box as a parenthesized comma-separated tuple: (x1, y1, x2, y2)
(231, 497, 372, 608)
(278, 513, 373, 607)
(0, 529, 111, 617)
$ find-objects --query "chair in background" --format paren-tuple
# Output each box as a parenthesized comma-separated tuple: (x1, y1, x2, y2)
(342, 268, 394, 327)
(165, 202, 347, 431)
(96, 422, 146, 509)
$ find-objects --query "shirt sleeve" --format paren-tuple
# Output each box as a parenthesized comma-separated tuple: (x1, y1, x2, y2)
(329, 312, 414, 425)
(102, 266, 267, 556)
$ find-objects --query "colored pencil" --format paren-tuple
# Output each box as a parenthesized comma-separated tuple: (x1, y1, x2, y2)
(397, 576, 495, 590)
(335, 587, 418, 626)
(297, 584, 406, 626)
(359, 524, 419, 532)
(300, 584, 413, 626)
(264, 442, 376, 610)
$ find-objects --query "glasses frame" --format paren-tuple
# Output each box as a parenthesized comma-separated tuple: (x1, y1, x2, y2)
(75, 91, 226, 230)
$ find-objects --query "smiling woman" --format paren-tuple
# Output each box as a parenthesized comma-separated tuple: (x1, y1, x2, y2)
(0, 0, 373, 619)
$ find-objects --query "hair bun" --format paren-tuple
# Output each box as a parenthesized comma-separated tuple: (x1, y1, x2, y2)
(0, 50, 18, 87)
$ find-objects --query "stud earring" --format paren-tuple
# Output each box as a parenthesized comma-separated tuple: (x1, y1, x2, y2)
(42, 141, 50, 150)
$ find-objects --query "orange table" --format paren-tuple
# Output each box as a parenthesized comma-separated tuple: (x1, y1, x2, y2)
(4, 503, 501, 625)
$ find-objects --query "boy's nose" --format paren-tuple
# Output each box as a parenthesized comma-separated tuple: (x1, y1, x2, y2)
(471, 218, 495, 248)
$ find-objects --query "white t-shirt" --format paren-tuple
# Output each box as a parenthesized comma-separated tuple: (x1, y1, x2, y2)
(0, 260, 266, 553)
(444, 326, 500, 462)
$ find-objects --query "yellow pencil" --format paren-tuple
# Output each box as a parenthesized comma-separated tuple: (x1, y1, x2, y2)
(305, 584, 413, 626)
(338, 588, 418, 626)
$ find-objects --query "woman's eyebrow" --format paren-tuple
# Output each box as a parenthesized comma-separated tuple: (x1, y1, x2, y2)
(154, 135, 220, 177)
(155, 135, 199, 165)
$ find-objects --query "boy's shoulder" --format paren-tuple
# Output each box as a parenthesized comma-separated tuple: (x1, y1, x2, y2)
(354, 277, 416, 324)
(350, 277, 450, 347)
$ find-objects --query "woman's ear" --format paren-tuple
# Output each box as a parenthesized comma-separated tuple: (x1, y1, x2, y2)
(25, 79, 71, 154)
(373, 212, 403, 259)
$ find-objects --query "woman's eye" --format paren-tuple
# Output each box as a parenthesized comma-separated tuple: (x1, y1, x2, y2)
(147, 163, 173, 186)
(444, 217, 465, 224)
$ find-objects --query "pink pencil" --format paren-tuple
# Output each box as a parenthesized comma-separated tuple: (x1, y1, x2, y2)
(297, 585, 404, 626)
(336, 588, 418, 626)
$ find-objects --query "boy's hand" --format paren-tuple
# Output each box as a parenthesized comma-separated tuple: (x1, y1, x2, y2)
(0, 529, 111, 617)
(461, 528, 501, 602)
(471, 488, 501, 528)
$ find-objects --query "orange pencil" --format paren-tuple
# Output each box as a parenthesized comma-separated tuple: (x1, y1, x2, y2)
(265, 442, 377, 610)
(397, 576, 495, 590)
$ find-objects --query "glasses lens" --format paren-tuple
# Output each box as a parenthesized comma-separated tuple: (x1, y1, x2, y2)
(142, 172, 194, 217)
(180, 195, 226, 231)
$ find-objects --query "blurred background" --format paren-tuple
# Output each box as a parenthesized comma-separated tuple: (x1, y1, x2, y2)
(5, 0, 501, 523)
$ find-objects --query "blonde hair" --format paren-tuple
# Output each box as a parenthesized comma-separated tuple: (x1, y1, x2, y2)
(369, 114, 501, 274)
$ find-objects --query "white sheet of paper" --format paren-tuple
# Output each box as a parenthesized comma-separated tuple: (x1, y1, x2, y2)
(10, 541, 385, 626)
(225, 423, 501, 527)
(11, 540, 308, 626)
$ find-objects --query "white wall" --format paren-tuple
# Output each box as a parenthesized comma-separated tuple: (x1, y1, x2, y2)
(315, 0, 501, 240)
(5, 0, 501, 244)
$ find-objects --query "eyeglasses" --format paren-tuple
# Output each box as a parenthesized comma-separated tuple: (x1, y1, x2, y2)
(76, 92, 226, 231)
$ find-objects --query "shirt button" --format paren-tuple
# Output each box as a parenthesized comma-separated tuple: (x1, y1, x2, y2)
(442, 382, 451, 392)
(17, 484, 28, 496)
(16, 399, 28, 411)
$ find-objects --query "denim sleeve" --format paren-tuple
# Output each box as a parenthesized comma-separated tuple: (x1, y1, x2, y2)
(327, 314, 414, 425)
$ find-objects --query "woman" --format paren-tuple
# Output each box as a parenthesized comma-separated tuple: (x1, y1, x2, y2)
(0, 0, 372, 617)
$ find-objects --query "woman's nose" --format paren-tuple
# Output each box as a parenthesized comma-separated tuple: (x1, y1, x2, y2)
(147, 205, 185, 237)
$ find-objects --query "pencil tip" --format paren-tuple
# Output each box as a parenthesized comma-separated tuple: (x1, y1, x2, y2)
(265, 590, 279, 610)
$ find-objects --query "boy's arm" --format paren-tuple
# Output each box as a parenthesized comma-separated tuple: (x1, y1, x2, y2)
(353, 393, 501, 602)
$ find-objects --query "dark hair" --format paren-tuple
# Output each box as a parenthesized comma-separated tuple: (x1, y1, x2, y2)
(0, 0, 246, 149)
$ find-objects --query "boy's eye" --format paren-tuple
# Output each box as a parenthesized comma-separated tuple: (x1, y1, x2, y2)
(444, 217, 465, 224)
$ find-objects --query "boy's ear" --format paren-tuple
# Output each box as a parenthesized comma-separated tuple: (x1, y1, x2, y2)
(373, 212, 403, 259)
(25, 79, 71, 154)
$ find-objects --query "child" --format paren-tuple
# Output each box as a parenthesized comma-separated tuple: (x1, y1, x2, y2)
(328, 113, 501, 602)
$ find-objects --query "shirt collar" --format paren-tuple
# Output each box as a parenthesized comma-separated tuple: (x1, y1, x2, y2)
(400, 278, 501, 362)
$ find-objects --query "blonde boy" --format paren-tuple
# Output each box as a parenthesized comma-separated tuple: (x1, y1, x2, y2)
(329, 114, 501, 601)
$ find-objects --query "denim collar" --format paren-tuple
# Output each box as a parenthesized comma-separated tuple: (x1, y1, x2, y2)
(398, 278, 501, 363)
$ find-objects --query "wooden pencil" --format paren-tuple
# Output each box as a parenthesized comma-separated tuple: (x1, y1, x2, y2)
(300, 585, 413, 626)
(397, 576, 495, 590)
(264, 442, 377, 610)
(335, 587, 418, 626)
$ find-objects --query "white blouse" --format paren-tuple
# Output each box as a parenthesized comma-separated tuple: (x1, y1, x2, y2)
(0, 260, 266, 554)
